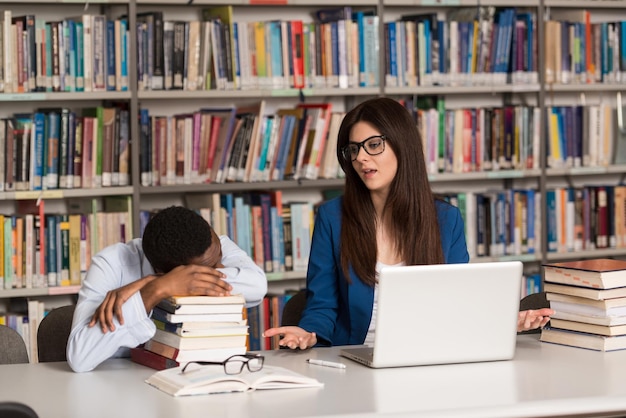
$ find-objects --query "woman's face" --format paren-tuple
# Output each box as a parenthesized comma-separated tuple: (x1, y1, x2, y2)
(349, 121, 398, 197)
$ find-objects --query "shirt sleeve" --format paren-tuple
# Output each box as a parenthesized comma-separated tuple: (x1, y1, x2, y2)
(218, 236, 267, 308)
(66, 244, 156, 373)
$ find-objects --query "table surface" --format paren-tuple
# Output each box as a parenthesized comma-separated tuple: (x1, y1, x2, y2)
(3, 335, 626, 418)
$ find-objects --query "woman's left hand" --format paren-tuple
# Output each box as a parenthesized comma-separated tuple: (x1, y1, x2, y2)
(518, 308, 555, 332)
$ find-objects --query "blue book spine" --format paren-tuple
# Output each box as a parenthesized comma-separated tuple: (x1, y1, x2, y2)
(232, 22, 241, 89)
(277, 115, 295, 180)
(106, 19, 116, 91)
(259, 193, 273, 273)
(139, 108, 151, 186)
(270, 206, 284, 272)
(526, 189, 535, 253)
(46, 215, 58, 286)
(424, 19, 432, 75)
(46, 111, 60, 189)
(621, 21, 626, 72)
(220, 193, 234, 239)
(120, 19, 129, 91)
(67, 19, 77, 91)
(459, 22, 469, 74)
(355, 12, 366, 87)
(546, 190, 557, 252)
(44, 23, 53, 91)
(388, 22, 398, 84)
(74, 21, 84, 92)
(66, 111, 76, 188)
(32, 112, 45, 191)
(438, 18, 446, 75)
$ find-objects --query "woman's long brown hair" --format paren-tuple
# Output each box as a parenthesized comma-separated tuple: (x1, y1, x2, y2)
(336, 98, 445, 287)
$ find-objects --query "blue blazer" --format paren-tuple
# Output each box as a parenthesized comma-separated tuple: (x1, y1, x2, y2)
(298, 197, 469, 346)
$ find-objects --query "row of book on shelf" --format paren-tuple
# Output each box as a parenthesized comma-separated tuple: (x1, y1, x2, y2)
(405, 99, 625, 174)
(2, 98, 624, 195)
(0, 103, 130, 192)
(141, 191, 316, 275)
(544, 9, 626, 85)
(0, 196, 131, 290)
(5, 6, 626, 94)
(1, 11, 129, 94)
(138, 101, 344, 186)
(540, 258, 626, 352)
(445, 184, 626, 261)
(125, 7, 381, 91)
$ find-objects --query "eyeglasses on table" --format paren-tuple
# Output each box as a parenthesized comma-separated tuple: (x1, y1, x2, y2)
(181, 353, 265, 375)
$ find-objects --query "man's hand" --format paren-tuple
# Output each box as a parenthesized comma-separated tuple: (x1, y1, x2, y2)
(263, 326, 317, 350)
(89, 275, 156, 333)
(139, 264, 232, 314)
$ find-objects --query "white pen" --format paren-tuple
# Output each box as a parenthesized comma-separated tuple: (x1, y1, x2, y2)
(306, 359, 346, 369)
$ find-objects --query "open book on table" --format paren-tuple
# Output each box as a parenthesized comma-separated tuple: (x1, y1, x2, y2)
(145, 364, 323, 396)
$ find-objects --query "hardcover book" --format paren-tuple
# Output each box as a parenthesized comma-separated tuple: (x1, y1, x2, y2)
(143, 339, 246, 363)
(540, 327, 626, 351)
(543, 259, 626, 289)
(151, 328, 247, 350)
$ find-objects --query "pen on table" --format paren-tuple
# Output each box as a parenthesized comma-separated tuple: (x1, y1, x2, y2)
(306, 359, 346, 369)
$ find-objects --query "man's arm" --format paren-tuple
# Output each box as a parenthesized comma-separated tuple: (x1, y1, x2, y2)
(66, 244, 156, 373)
(218, 236, 267, 307)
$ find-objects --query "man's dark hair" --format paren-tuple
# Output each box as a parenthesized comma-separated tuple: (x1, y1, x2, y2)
(142, 206, 213, 273)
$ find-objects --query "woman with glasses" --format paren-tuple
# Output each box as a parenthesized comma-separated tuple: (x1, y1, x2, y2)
(264, 97, 553, 350)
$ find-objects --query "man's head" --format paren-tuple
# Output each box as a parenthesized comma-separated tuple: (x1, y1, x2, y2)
(142, 206, 222, 274)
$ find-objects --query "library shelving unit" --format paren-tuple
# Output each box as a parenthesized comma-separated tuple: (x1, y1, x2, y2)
(3, 0, 626, 306)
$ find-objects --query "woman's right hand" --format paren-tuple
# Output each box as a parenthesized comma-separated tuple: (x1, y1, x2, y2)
(263, 326, 317, 350)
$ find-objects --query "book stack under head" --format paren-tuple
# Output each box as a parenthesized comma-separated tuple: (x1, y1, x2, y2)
(131, 294, 249, 370)
(540, 259, 626, 351)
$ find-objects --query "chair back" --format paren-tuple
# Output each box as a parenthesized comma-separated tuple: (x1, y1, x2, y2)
(281, 290, 307, 326)
(0, 325, 29, 364)
(0, 402, 39, 418)
(37, 305, 75, 363)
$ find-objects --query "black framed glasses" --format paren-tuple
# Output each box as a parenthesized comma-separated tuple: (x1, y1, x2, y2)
(341, 135, 386, 162)
(181, 354, 264, 375)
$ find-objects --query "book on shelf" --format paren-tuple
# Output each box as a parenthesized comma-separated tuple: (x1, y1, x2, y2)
(143, 339, 246, 363)
(540, 327, 626, 352)
(549, 318, 626, 337)
(151, 328, 248, 350)
(145, 364, 323, 397)
(543, 259, 626, 289)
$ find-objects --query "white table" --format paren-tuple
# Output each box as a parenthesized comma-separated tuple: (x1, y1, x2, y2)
(2, 335, 626, 418)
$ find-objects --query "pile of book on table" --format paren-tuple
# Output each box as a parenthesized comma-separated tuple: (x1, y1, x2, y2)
(540, 258, 626, 351)
(131, 294, 248, 370)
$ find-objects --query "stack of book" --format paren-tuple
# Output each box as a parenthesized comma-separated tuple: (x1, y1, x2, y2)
(540, 259, 626, 351)
(131, 294, 248, 370)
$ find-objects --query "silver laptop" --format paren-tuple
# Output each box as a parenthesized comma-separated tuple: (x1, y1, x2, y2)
(340, 261, 523, 368)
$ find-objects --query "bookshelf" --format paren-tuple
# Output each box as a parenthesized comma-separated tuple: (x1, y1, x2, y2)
(1, 0, 626, 307)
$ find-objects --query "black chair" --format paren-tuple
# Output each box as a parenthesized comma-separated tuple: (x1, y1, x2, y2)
(281, 290, 307, 326)
(37, 305, 75, 362)
(0, 325, 29, 364)
(519, 292, 550, 335)
(0, 402, 39, 418)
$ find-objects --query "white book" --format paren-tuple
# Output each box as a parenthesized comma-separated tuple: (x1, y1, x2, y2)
(4, 11, 12, 93)
(145, 364, 323, 397)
